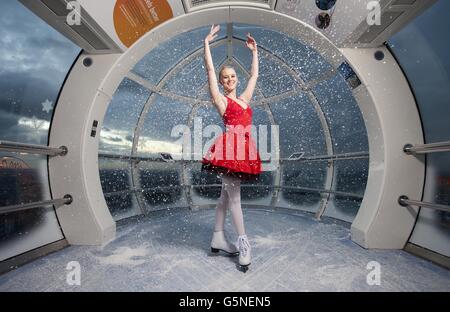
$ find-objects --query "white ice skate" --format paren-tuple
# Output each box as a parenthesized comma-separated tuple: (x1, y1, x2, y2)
(211, 231, 239, 256)
(237, 235, 251, 272)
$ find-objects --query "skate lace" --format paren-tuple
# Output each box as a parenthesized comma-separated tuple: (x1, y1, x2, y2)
(238, 236, 251, 256)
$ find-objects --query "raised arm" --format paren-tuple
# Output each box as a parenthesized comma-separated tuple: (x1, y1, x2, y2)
(204, 25, 226, 114)
(239, 34, 259, 104)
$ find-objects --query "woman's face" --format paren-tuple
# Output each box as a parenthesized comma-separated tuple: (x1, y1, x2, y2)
(220, 68, 238, 92)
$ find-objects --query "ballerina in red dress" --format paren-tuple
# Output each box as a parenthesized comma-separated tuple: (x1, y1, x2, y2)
(202, 24, 261, 272)
(201, 93, 262, 180)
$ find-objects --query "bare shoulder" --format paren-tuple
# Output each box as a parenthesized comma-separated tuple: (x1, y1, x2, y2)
(216, 93, 228, 107)
(212, 94, 228, 116)
(238, 95, 251, 105)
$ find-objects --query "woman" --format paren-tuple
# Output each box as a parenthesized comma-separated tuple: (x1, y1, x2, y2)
(201, 24, 262, 272)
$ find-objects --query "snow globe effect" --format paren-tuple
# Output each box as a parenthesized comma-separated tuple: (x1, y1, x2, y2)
(99, 23, 369, 223)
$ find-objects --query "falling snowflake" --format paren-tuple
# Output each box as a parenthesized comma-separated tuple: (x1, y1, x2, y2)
(42, 99, 53, 113)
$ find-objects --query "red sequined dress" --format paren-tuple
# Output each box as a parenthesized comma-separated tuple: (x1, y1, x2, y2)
(202, 96, 262, 180)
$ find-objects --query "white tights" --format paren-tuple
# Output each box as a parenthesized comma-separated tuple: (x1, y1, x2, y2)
(214, 175, 246, 236)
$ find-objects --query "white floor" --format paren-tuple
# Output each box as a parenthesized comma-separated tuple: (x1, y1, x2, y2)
(1, 207, 449, 291)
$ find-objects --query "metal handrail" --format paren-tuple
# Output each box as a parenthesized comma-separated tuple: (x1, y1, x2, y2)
(0, 140, 67, 157)
(103, 184, 364, 199)
(0, 195, 72, 215)
(398, 195, 450, 212)
(283, 151, 369, 162)
(98, 151, 370, 163)
(404, 141, 450, 155)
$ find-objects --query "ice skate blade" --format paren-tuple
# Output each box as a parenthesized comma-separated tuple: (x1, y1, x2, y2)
(237, 263, 251, 273)
(211, 247, 239, 256)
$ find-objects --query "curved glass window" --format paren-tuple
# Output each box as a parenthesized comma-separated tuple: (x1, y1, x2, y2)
(163, 44, 228, 98)
(132, 25, 227, 85)
(137, 95, 192, 157)
(99, 158, 140, 220)
(279, 160, 328, 213)
(232, 24, 333, 82)
(100, 78, 151, 156)
(270, 93, 327, 159)
(312, 74, 369, 154)
(100, 23, 369, 223)
(324, 158, 369, 222)
(233, 43, 297, 98)
(0, 1, 81, 261)
(388, 0, 450, 257)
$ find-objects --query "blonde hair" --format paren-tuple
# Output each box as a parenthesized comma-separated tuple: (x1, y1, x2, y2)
(218, 65, 236, 81)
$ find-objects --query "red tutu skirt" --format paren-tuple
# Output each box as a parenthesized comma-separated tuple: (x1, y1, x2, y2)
(201, 130, 262, 181)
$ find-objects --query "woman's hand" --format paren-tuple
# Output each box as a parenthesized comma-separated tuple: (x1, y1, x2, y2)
(246, 33, 257, 52)
(205, 24, 220, 43)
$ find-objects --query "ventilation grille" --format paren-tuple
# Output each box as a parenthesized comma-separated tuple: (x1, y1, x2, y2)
(41, 0, 68, 16)
(184, 0, 274, 12)
(191, 0, 269, 6)
(70, 22, 110, 51)
(346, 0, 437, 47)
(391, 0, 417, 5)
(356, 11, 404, 44)
(34, 0, 121, 53)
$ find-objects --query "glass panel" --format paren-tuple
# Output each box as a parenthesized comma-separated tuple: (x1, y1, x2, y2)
(103, 192, 139, 221)
(241, 171, 275, 206)
(187, 163, 275, 207)
(218, 60, 265, 102)
(409, 152, 450, 257)
(276, 189, 322, 214)
(137, 95, 192, 158)
(197, 85, 212, 102)
(100, 78, 151, 156)
(0, 1, 79, 260)
(197, 59, 265, 102)
(324, 195, 363, 224)
(137, 161, 186, 211)
(162, 56, 210, 98)
(0, 2, 80, 145)
(0, 153, 63, 261)
(258, 55, 297, 98)
(332, 158, 369, 196)
(323, 158, 369, 222)
(277, 161, 328, 213)
(232, 24, 334, 82)
(132, 24, 227, 85)
(188, 162, 222, 206)
(98, 157, 140, 220)
(269, 93, 327, 158)
(242, 97, 276, 209)
(232, 40, 252, 69)
(192, 104, 225, 161)
(312, 74, 369, 154)
(388, 0, 450, 257)
(234, 42, 297, 98)
(197, 58, 228, 101)
(389, 2, 450, 144)
(282, 161, 328, 189)
(0, 154, 49, 207)
(252, 106, 277, 169)
(163, 44, 227, 98)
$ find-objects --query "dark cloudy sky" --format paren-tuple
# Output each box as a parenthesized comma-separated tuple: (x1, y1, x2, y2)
(389, 0, 450, 144)
(0, 0, 80, 144)
(0, 0, 449, 149)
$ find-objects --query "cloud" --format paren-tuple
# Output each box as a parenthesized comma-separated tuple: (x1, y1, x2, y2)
(0, 2, 79, 80)
(0, 0, 80, 143)
(0, 71, 55, 123)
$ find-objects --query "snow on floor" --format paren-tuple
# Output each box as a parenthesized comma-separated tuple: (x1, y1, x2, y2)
(0, 207, 449, 292)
